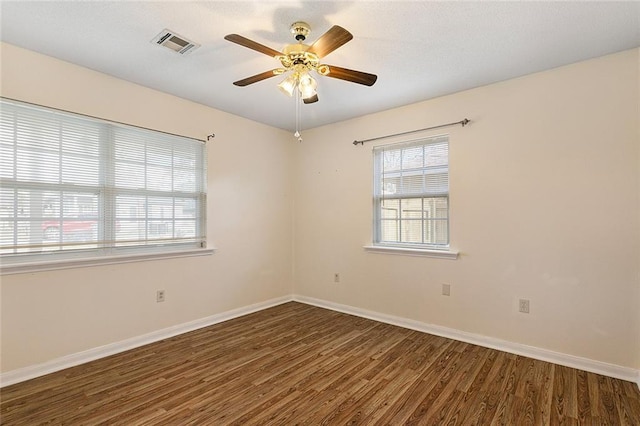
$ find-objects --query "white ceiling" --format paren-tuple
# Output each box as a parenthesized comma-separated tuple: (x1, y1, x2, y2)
(1, 1, 639, 132)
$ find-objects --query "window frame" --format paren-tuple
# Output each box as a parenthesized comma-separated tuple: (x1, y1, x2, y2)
(0, 98, 212, 274)
(370, 135, 457, 257)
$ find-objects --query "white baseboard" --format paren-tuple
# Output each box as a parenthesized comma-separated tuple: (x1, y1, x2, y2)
(0, 295, 293, 388)
(293, 295, 640, 386)
(3, 294, 639, 391)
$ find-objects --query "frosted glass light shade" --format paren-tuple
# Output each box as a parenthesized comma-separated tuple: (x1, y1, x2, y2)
(277, 74, 298, 97)
(298, 73, 317, 99)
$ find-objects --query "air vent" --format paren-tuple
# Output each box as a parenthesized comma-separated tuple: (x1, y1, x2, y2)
(151, 29, 200, 55)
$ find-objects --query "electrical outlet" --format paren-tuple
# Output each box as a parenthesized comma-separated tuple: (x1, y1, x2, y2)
(334, 273, 340, 283)
(156, 290, 165, 303)
(442, 283, 451, 296)
(519, 299, 530, 313)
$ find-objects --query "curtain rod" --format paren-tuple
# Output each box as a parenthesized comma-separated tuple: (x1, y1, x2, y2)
(353, 118, 470, 146)
(1, 96, 214, 144)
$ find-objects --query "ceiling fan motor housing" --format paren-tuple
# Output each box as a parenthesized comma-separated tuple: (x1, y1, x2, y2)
(280, 43, 320, 71)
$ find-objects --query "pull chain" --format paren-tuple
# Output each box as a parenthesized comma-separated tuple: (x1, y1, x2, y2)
(294, 88, 302, 142)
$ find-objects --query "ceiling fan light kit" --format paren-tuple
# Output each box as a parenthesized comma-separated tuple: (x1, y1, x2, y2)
(225, 21, 377, 140)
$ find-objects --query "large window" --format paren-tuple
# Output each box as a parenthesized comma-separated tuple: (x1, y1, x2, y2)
(0, 99, 207, 267)
(373, 136, 449, 249)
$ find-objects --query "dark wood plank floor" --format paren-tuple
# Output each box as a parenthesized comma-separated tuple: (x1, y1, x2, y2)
(2, 302, 639, 425)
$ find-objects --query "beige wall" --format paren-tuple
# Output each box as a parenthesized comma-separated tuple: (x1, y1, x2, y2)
(0, 43, 294, 372)
(293, 49, 640, 369)
(1, 42, 639, 375)
(637, 49, 640, 374)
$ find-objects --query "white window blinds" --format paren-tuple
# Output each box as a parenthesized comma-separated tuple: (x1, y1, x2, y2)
(0, 99, 207, 263)
(373, 136, 449, 248)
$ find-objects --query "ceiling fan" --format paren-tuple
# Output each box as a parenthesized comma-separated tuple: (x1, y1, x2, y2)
(224, 22, 377, 105)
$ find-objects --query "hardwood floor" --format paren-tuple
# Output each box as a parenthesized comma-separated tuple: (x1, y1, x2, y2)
(2, 302, 639, 425)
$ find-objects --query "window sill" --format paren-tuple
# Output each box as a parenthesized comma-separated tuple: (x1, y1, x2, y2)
(0, 248, 216, 275)
(363, 245, 459, 259)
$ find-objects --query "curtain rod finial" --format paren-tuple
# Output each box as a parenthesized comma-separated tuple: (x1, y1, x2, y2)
(207, 133, 215, 141)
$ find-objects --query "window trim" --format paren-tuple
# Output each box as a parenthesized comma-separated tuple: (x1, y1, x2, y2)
(363, 245, 458, 259)
(0, 98, 208, 268)
(0, 247, 215, 275)
(372, 135, 451, 251)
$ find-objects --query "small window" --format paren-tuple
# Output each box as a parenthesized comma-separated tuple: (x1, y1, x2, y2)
(373, 136, 449, 249)
(0, 99, 207, 267)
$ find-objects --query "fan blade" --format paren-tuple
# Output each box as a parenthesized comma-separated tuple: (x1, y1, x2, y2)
(306, 26, 353, 58)
(303, 94, 319, 104)
(224, 34, 282, 58)
(325, 65, 377, 86)
(233, 70, 280, 86)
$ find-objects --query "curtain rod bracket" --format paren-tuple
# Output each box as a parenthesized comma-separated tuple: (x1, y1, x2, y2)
(207, 133, 215, 141)
(353, 118, 470, 146)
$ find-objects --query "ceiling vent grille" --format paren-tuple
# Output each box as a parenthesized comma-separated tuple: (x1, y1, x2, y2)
(152, 29, 200, 55)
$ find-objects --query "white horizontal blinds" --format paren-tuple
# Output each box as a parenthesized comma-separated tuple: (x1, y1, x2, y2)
(0, 99, 206, 259)
(0, 101, 102, 254)
(112, 127, 205, 248)
(374, 136, 449, 247)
